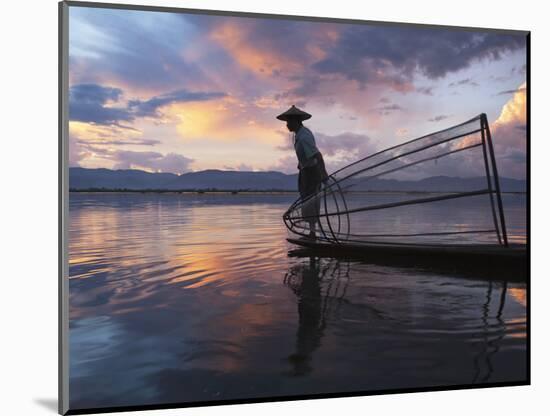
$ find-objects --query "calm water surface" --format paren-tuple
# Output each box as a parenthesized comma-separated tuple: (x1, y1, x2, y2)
(69, 193, 527, 410)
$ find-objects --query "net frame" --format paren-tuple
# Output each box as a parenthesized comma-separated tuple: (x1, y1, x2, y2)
(283, 113, 509, 247)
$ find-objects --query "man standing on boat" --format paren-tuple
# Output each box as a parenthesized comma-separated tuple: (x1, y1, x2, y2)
(277, 105, 328, 239)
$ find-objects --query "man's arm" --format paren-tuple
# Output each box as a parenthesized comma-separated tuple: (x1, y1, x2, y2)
(295, 139, 308, 169)
(314, 152, 329, 182)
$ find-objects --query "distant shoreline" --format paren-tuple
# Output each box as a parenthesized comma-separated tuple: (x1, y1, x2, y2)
(68, 188, 527, 195)
(69, 188, 297, 194)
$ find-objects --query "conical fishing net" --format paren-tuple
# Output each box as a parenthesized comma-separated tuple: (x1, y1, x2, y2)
(283, 114, 508, 246)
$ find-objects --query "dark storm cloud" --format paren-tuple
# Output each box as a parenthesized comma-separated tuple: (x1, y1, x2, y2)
(128, 90, 227, 117)
(69, 84, 227, 125)
(312, 26, 525, 85)
(69, 84, 134, 125)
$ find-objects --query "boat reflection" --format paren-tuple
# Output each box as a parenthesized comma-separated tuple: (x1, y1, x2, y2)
(472, 281, 507, 383)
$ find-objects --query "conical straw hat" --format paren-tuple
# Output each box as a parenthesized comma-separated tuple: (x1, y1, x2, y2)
(276, 105, 312, 121)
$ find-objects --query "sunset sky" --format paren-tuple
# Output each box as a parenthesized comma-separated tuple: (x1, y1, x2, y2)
(68, 5, 527, 178)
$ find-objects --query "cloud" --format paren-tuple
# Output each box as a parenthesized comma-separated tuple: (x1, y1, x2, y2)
(400, 86, 526, 180)
(428, 114, 452, 122)
(497, 86, 527, 95)
(69, 133, 90, 167)
(69, 83, 227, 126)
(273, 130, 376, 173)
(267, 155, 299, 175)
(494, 83, 526, 127)
(79, 138, 161, 146)
(69, 7, 211, 93)
(383, 85, 527, 181)
(449, 78, 479, 87)
(502, 149, 526, 163)
(490, 65, 526, 83)
(128, 90, 227, 117)
(371, 104, 404, 116)
(70, 83, 122, 103)
(202, 17, 342, 109)
(313, 26, 525, 88)
(315, 132, 376, 159)
(68, 121, 156, 167)
(70, 138, 195, 174)
(168, 98, 282, 142)
(207, 17, 339, 79)
(490, 82, 527, 178)
(416, 86, 434, 95)
(395, 128, 409, 138)
(113, 150, 194, 174)
(68, 120, 193, 173)
(69, 84, 134, 125)
(68, 8, 527, 176)
(223, 163, 255, 171)
(339, 115, 358, 120)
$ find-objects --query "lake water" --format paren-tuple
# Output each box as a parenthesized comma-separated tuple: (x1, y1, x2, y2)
(68, 192, 527, 411)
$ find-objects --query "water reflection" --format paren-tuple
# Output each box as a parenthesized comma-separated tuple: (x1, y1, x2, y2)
(472, 281, 507, 383)
(68, 193, 527, 410)
(285, 252, 526, 387)
(284, 257, 350, 375)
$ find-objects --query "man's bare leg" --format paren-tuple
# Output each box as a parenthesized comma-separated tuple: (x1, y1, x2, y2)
(308, 221, 316, 238)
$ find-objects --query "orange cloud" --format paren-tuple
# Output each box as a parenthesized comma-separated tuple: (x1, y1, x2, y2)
(69, 121, 142, 141)
(209, 22, 303, 77)
(166, 97, 283, 143)
(490, 82, 527, 152)
(494, 82, 526, 127)
(489, 82, 527, 178)
(69, 121, 137, 168)
(454, 83, 527, 153)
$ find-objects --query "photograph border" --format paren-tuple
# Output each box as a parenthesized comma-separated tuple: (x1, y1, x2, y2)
(58, 1, 531, 414)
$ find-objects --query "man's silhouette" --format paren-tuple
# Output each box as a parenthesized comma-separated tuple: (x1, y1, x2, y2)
(277, 105, 328, 238)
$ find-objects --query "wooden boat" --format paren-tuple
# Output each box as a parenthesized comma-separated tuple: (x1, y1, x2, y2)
(287, 237, 527, 281)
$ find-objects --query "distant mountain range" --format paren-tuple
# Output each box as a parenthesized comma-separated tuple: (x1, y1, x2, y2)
(69, 167, 527, 192)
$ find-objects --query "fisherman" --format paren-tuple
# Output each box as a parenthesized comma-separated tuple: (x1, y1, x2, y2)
(276, 105, 329, 239)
